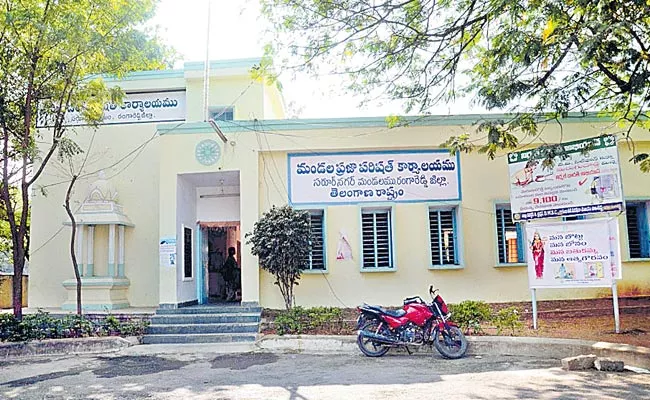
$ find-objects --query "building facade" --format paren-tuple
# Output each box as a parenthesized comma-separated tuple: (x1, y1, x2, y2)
(28, 59, 650, 311)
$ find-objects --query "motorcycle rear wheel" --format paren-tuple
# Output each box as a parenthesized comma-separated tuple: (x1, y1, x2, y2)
(357, 320, 391, 357)
(433, 326, 468, 359)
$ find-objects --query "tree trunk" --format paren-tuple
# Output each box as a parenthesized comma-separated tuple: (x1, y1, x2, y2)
(64, 175, 81, 315)
(11, 250, 24, 320)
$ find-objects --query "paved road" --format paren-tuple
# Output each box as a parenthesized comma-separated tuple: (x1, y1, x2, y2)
(1, 347, 648, 399)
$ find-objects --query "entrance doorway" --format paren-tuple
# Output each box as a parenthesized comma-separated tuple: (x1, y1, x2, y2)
(201, 222, 241, 303)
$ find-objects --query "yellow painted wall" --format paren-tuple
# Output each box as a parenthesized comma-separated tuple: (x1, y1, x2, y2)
(255, 123, 650, 308)
(29, 65, 271, 309)
(27, 61, 650, 311)
(0, 276, 28, 309)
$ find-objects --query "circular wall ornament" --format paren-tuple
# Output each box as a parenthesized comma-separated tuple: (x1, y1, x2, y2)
(195, 139, 221, 166)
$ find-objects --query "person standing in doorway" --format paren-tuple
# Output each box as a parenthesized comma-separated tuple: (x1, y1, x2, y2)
(223, 247, 239, 301)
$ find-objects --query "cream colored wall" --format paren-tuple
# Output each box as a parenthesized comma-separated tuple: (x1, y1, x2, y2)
(256, 123, 650, 308)
(158, 132, 260, 305)
(29, 122, 162, 308)
(185, 77, 265, 122)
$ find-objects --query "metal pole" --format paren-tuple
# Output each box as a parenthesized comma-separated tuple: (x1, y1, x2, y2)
(612, 281, 620, 334)
(202, 0, 211, 122)
(531, 288, 538, 330)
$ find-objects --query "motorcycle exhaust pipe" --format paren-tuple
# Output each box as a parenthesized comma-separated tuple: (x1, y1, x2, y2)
(358, 330, 399, 345)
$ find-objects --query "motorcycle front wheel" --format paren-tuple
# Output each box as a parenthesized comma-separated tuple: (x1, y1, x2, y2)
(357, 320, 391, 357)
(433, 325, 468, 359)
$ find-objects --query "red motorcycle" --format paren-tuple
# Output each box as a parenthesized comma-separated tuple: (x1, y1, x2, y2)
(356, 285, 468, 359)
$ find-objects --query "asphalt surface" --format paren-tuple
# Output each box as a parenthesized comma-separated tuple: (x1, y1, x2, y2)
(1, 348, 649, 399)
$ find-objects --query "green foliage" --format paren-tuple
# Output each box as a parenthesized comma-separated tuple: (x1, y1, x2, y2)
(448, 300, 493, 335)
(262, 0, 650, 170)
(492, 307, 524, 336)
(0, 311, 149, 342)
(274, 306, 343, 335)
(246, 205, 311, 310)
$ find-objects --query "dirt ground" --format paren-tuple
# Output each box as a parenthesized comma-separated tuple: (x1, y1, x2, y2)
(262, 297, 650, 347)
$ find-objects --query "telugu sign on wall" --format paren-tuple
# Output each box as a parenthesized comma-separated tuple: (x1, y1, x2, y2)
(525, 219, 620, 289)
(37, 90, 186, 127)
(288, 150, 461, 205)
(508, 136, 623, 221)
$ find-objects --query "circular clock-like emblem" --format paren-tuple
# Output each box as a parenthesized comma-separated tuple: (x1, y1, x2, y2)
(195, 139, 221, 166)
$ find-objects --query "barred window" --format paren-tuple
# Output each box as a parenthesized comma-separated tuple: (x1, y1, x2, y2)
(305, 210, 325, 270)
(495, 206, 525, 264)
(626, 201, 650, 259)
(429, 208, 459, 266)
(361, 209, 393, 269)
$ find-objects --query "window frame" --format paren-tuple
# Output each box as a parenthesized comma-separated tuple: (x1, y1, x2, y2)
(494, 203, 527, 267)
(359, 205, 396, 272)
(427, 203, 463, 269)
(302, 209, 327, 273)
(624, 199, 650, 260)
(182, 225, 193, 281)
(208, 106, 235, 121)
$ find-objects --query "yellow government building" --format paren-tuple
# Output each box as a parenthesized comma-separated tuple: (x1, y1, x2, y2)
(28, 58, 650, 312)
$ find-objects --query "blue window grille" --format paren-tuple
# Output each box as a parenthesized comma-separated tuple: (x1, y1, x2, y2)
(361, 209, 393, 269)
(429, 208, 459, 266)
(209, 107, 234, 121)
(304, 210, 325, 270)
(496, 206, 525, 264)
(626, 202, 650, 259)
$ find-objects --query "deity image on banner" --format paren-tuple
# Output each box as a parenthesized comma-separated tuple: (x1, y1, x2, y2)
(530, 231, 545, 279)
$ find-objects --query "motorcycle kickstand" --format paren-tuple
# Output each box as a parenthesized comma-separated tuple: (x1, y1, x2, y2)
(404, 346, 412, 355)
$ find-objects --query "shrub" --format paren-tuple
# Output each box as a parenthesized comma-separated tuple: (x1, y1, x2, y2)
(0, 313, 18, 341)
(0, 311, 150, 342)
(492, 306, 524, 336)
(274, 306, 343, 335)
(448, 300, 493, 335)
(246, 205, 311, 310)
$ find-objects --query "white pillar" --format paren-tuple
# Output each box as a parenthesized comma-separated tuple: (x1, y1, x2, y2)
(108, 224, 116, 277)
(118, 225, 125, 277)
(87, 225, 94, 276)
(76, 225, 84, 276)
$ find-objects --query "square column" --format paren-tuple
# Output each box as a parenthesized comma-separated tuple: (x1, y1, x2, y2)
(86, 225, 94, 276)
(118, 225, 125, 277)
(76, 225, 84, 276)
(108, 224, 116, 277)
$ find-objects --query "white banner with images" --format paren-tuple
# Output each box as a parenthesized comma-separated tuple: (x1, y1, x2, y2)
(525, 219, 620, 289)
(288, 150, 461, 205)
(159, 237, 177, 268)
(508, 136, 623, 221)
(37, 90, 186, 127)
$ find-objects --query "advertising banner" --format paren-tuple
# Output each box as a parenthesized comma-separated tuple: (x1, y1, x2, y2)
(288, 150, 461, 205)
(37, 90, 186, 127)
(508, 136, 623, 221)
(525, 219, 617, 289)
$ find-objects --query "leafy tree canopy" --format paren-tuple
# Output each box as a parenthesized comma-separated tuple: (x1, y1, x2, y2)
(261, 0, 650, 170)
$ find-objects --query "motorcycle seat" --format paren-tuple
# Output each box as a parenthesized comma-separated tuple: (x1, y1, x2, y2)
(364, 304, 406, 318)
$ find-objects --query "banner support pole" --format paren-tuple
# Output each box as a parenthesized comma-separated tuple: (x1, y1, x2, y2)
(612, 281, 620, 334)
(531, 288, 538, 330)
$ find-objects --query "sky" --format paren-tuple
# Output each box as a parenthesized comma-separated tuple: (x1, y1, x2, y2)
(149, 0, 477, 119)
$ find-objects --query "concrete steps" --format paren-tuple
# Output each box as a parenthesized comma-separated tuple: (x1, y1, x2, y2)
(143, 304, 261, 345)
